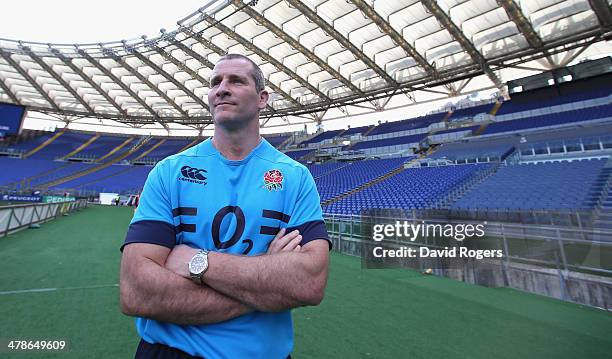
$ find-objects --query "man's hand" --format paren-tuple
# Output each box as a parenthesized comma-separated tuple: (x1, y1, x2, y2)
(165, 244, 200, 278)
(267, 228, 302, 254)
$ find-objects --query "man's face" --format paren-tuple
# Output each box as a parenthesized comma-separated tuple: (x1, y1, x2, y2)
(207, 59, 268, 130)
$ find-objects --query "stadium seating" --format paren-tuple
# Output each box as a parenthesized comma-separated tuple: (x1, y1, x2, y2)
(448, 103, 494, 121)
(1, 133, 54, 154)
(430, 137, 517, 162)
(0, 157, 65, 186)
(301, 130, 343, 145)
(29, 132, 94, 160)
(324, 163, 492, 215)
(76, 134, 133, 160)
(451, 159, 607, 210)
(136, 138, 194, 162)
(315, 157, 408, 202)
(368, 113, 445, 136)
(264, 134, 291, 148)
(351, 133, 427, 151)
(496, 86, 611, 115)
(284, 149, 315, 161)
(342, 125, 371, 136)
(482, 105, 611, 135)
(306, 162, 349, 178)
(52, 165, 152, 194)
(28, 162, 95, 188)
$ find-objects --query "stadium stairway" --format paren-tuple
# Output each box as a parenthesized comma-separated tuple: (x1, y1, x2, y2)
(296, 131, 322, 146)
(469, 101, 502, 136)
(336, 128, 349, 137)
(321, 153, 431, 206)
(590, 164, 612, 230)
(132, 138, 167, 162)
(96, 136, 135, 162)
(60, 133, 101, 160)
(22, 129, 66, 158)
(177, 138, 202, 153)
(34, 137, 152, 189)
(361, 124, 378, 137)
(489, 100, 503, 116)
(438, 163, 501, 208)
(313, 162, 353, 180)
(6, 162, 74, 189)
(278, 135, 293, 150)
(441, 110, 453, 123)
(59, 165, 137, 190)
(472, 123, 490, 136)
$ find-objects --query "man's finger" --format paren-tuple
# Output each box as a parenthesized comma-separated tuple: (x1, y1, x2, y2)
(268, 229, 300, 254)
(283, 234, 302, 252)
(273, 227, 287, 240)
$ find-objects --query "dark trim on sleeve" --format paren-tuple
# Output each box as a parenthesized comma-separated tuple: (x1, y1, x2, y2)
(286, 220, 332, 250)
(121, 220, 176, 252)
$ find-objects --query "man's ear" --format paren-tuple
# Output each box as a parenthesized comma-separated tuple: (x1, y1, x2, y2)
(258, 90, 269, 110)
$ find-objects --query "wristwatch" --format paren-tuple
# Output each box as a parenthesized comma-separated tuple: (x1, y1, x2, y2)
(188, 249, 209, 285)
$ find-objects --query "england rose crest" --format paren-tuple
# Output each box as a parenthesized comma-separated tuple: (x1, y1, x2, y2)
(263, 169, 284, 191)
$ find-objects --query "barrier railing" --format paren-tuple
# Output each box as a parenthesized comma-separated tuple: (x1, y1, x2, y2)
(0, 200, 88, 237)
(324, 212, 612, 309)
(324, 212, 612, 275)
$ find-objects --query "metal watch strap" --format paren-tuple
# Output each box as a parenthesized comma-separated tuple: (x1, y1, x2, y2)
(189, 249, 208, 285)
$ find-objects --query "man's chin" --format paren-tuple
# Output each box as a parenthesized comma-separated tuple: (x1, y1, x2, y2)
(214, 115, 253, 131)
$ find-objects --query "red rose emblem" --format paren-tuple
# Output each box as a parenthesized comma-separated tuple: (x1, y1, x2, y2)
(263, 169, 284, 191)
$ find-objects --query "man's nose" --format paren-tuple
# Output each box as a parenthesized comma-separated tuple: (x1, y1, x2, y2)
(216, 79, 230, 96)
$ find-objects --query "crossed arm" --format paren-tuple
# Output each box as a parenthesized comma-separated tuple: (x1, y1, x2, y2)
(119, 228, 329, 324)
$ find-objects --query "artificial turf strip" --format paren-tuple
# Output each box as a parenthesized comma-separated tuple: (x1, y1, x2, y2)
(0, 205, 610, 358)
(0, 205, 138, 358)
(293, 254, 612, 359)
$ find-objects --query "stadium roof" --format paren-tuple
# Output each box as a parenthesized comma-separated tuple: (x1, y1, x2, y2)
(0, 0, 610, 130)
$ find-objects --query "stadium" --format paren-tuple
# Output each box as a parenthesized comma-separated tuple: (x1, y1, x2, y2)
(0, 0, 611, 357)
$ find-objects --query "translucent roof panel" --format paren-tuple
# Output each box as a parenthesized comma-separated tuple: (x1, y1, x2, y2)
(0, 0, 608, 127)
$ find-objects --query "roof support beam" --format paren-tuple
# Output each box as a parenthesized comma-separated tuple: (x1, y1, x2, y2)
(147, 42, 210, 88)
(78, 50, 158, 119)
(0, 75, 20, 104)
(349, 0, 440, 80)
(498, 0, 555, 68)
(588, 0, 612, 28)
(143, 41, 211, 113)
(52, 49, 127, 117)
(22, 47, 96, 113)
(228, 0, 364, 96)
(420, 0, 504, 90)
(0, 49, 61, 111)
(128, 48, 209, 113)
(103, 48, 189, 118)
(199, 16, 331, 104)
(177, 29, 300, 110)
(285, 0, 397, 87)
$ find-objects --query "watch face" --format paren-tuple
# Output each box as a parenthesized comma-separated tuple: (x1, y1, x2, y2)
(190, 255, 207, 274)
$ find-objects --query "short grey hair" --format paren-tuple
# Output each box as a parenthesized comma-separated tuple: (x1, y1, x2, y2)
(217, 53, 266, 92)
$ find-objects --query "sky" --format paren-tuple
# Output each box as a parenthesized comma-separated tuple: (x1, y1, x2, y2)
(0, 1, 212, 44)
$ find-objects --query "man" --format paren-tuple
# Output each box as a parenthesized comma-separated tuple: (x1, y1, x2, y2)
(119, 54, 331, 359)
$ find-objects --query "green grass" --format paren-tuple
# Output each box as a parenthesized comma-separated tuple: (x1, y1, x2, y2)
(1, 205, 611, 358)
